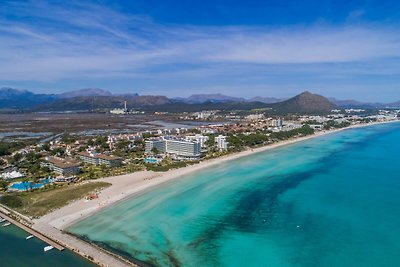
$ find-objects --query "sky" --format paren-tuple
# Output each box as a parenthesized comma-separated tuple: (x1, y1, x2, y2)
(1, 0, 400, 101)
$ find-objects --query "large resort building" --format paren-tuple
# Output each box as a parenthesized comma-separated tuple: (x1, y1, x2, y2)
(215, 135, 229, 150)
(145, 137, 201, 160)
(77, 152, 123, 167)
(43, 157, 81, 176)
(186, 134, 209, 148)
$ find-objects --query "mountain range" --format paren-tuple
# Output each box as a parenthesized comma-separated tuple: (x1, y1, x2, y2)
(173, 94, 283, 104)
(328, 97, 400, 109)
(0, 87, 56, 109)
(0, 87, 399, 113)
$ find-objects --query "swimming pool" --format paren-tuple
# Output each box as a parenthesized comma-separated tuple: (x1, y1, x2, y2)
(8, 179, 51, 191)
(144, 158, 160, 164)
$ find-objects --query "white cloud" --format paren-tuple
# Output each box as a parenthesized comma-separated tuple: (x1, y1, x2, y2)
(0, 0, 400, 88)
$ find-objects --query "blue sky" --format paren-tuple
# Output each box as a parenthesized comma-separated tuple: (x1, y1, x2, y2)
(1, 0, 400, 101)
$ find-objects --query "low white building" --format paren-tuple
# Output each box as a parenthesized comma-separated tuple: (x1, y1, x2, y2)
(110, 108, 126, 115)
(42, 157, 81, 176)
(195, 111, 214, 119)
(246, 114, 264, 121)
(0, 170, 25, 180)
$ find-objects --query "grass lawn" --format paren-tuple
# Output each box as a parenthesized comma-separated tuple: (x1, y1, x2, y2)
(8, 182, 111, 218)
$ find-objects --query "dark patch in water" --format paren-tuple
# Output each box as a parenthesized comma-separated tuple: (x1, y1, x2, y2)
(67, 231, 154, 267)
(186, 128, 387, 260)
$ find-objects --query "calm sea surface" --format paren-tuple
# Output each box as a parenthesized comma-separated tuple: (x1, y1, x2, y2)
(0, 224, 94, 266)
(69, 122, 400, 267)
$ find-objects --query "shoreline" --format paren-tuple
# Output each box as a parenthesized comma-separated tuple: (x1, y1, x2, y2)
(30, 119, 398, 266)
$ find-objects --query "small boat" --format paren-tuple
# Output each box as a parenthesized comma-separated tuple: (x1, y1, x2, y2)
(0, 218, 5, 223)
(44, 246, 54, 252)
(2, 222, 11, 227)
(26, 235, 34, 240)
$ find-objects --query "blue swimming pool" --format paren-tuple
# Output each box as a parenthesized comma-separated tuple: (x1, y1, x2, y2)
(9, 179, 51, 191)
(144, 158, 159, 163)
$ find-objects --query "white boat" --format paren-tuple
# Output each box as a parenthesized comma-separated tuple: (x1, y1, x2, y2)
(26, 235, 34, 240)
(0, 218, 5, 223)
(44, 245, 54, 252)
(2, 222, 11, 227)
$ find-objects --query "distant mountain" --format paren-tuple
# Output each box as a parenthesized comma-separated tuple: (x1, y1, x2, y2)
(378, 100, 400, 109)
(175, 94, 285, 104)
(248, 96, 284, 103)
(328, 97, 400, 109)
(176, 94, 246, 104)
(271, 91, 338, 114)
(58, 88, 112, 98)
(118, 93, 140, 97)
(0, 87, 141, 110)
(36, 95, 171, 111)
(0, 87, 56, 109)
(142, 100, 270, 113)
(328, 98, 366, 107)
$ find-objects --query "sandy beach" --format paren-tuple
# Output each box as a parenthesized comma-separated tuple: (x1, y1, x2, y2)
(31, 120, 398, 267)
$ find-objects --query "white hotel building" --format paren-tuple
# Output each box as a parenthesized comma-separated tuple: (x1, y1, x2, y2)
(215, 135, 229, 150)
(186, 134, 209, 148)
(145, 137, 201, 160)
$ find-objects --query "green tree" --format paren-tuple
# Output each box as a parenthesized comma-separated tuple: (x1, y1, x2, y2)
(0, 180, 8, 191)
(26, 151, 40, 163)
(0, 144, 9, 156)
(42, 143, 51, 151)
(61, 133, 76, 144)
(116, 140, 131, 150)
(205, 135, 216, 147)
(51, 148, 65, 157)
(10, 153, 23, 165)
(0, 141, 26, 156)
(87, 139, 95, 146)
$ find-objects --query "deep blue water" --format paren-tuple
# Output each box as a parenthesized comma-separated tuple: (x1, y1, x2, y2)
(69, 122, 400, 267)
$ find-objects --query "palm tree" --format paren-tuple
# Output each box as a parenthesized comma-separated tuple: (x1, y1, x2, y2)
(22, 177, 30, 191)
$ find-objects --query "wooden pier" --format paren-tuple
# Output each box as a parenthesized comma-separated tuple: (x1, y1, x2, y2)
(0, 211, 64, 251)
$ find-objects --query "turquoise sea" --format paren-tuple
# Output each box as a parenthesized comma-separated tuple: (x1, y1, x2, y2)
(0, 224, 94, 267)
(69, 122, 400, 267)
